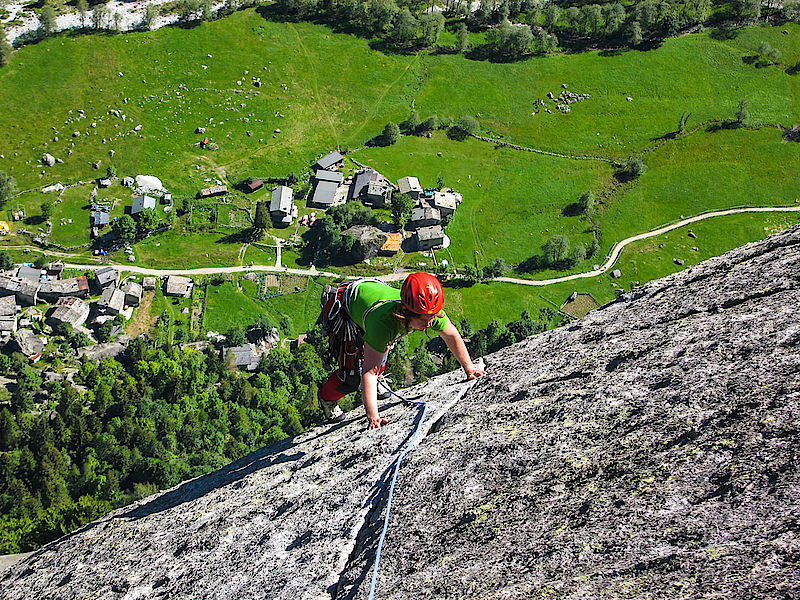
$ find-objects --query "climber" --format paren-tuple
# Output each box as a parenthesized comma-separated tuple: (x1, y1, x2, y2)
(317, 272, 486, 429)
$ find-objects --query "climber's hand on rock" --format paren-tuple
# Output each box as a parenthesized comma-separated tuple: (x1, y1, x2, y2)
(368, 416, 388, 430)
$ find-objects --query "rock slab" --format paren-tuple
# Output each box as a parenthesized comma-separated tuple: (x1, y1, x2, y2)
(1, 227, 799, 600)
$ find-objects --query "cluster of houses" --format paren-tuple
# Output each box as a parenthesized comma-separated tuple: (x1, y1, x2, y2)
(246, 150, 462, 253)
(0, 263, 195, 362)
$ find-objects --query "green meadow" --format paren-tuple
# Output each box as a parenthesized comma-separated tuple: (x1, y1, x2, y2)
(0, 9, 798, 330)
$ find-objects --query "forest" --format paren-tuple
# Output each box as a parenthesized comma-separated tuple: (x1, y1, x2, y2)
(0, 306, 548, 552)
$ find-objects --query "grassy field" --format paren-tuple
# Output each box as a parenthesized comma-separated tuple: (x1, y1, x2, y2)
(0, 11, 798, 332)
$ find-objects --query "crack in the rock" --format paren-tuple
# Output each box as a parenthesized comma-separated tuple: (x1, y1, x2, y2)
(330, 377, 482, 600)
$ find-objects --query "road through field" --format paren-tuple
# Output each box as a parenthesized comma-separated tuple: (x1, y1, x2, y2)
(7, 206, 799, 284)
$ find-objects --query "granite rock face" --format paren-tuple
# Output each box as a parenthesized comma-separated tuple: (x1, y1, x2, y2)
(2, 227, 799, 600)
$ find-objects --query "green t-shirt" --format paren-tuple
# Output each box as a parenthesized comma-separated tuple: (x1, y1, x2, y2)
(348, 281, 449, 352)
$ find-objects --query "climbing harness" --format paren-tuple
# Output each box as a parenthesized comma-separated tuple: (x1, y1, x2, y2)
(367, 379, 428, 600)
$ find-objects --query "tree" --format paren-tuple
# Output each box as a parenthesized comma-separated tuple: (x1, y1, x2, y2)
(253, 201, 269, 233)
(201, 0, 214, 20)
(40, 201, 53, 221)
(392, 8, 417, 45)
(622, 157, 647, 178)
(136, 207, 160, 235)
(604, 3, 625, 35)
(225, 325, 247, 346)
(381, 121, 400, 146)
(456, 22, 469, 52)
(113, 11, 123, 32)
(419, 12, 444, 47)
(0, 251, 13, 272)
(365, 0, 399, 34)
(629, 20, 643, 45)
(143, 4, 159, 30)
(112, 215, 137, 244)
(545, 4, 560, 30)
(38, 2, 57, 38)
(583, 4, 602, 36)
(0, 26, 11, 68)
(458, 115, 480, 136)
(402, 110, 420, 134)
(391, 192, 414, 230)
(542, 235, 570, 267)
(0, 171, 17, 206)
(417, 115, 439, 133)
(735, 98, 750, 126)
(484, 257, 508, 278)
(92, 3, 109, 29)
(77, 0, 89, 28)
(577, 191, 594, 214)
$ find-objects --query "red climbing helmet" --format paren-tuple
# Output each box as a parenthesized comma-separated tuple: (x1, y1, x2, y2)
(401, 272, 444, 315)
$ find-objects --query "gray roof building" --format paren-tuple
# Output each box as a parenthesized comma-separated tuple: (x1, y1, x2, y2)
(131, 195, 156, 215)
(270, 186, 296, 227)
(416, 225, 445, 250)
(48, 296, 90, 328)
(0, 275, 39, 306)
(165, 275, 193, 297)
(91, 211, 110, 227)
(97, 287, 125, 315)
(398, 176, 423, 198)
(409, 206, 441, 229)
(0, 315, 17, 334)
(314, 151, 344, 171)
(309, 170, 344, 208)
(121, 281, 143, 307)
(17, 265, 42, 282)
(221, 343, 265, 371)
(95, 267, 118, 290)
(39, 276, 90, 302)
(0, 295, 17, 317)
(142, 276, 158, 290)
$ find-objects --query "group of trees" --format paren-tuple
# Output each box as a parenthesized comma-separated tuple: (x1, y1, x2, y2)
(0, 171, 17, 207)
(111, 208, 164, 245)
(304, 201, 379, 266)
(517, 234, 600, 272)
(0, 335, 329, 553)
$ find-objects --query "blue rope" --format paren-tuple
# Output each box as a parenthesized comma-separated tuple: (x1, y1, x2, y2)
(367, 382, 428, 600)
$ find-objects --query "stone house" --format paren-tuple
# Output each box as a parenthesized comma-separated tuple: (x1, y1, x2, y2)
(131, 195, 156, 215)
(0, 275, 39, 306)
(409, 206, 441, 229)
(270, 186, 297, 227)
(47, 296, 90, 329)
(309, 170, 344, 208)
(165, 276, 193, 297)
(314, 151, 344, 171)
(95, 267, 118, 292)
(350, 168, 393, 208)
(398, 176, 422, 200)
(97, 287, 125, 315)
(121, 281, 143, 307)
(39, 276, 90, 303)
(416, 225, 445, 251)
(142, 276, 157, 290)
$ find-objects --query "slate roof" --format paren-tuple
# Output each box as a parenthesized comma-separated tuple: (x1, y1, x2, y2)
(96, 267, 118, 288)
(270, 186, 294, 215)
(315, 170, 344, 184)
(131, 195, 156, 215)
(314, 151, 344, 171)
(49, 296, 90, 327)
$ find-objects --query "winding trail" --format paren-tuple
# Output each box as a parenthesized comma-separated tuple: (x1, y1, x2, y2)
(29, 205, 798, 285)
(494, 206, 800, 287)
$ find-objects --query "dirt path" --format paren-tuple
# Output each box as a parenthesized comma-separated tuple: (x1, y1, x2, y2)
(17, 206, 799, 286)
(494, 206, 800, 287)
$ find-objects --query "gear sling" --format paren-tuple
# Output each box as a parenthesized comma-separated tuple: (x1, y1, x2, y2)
(317, 280, 395, 404)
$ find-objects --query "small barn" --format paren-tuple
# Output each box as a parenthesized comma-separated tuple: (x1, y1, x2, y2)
(131, 195, 156, 215)
(245, 179, 264, 193)
(314, 151, 344, 171)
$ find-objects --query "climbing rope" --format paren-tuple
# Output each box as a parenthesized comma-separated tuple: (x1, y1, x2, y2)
(367, 380, 428, 600)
